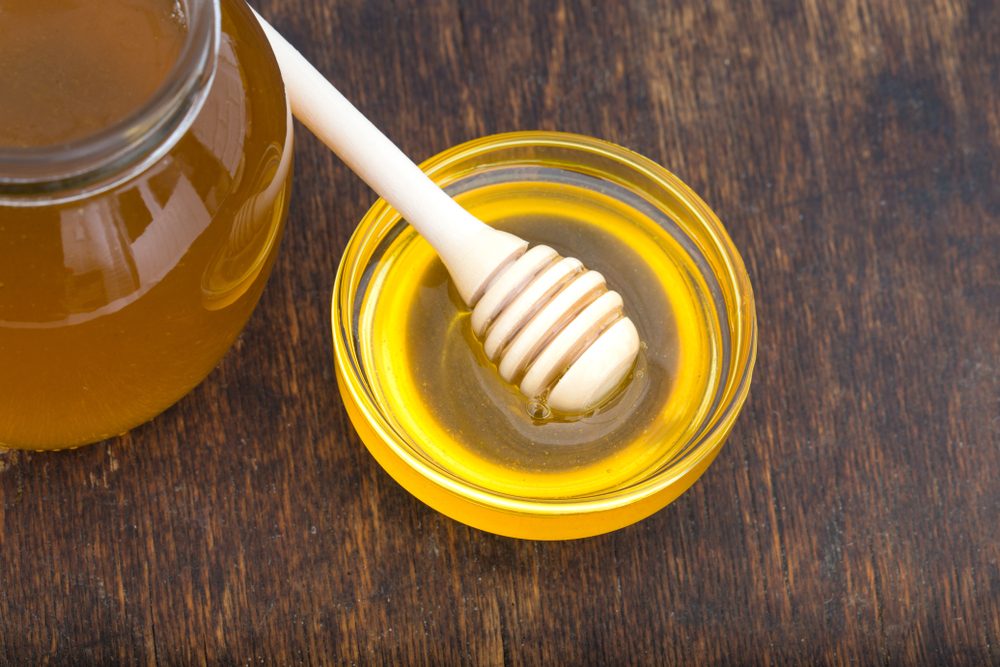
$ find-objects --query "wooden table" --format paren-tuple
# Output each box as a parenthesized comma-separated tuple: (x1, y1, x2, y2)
(2, 0, 997, 662)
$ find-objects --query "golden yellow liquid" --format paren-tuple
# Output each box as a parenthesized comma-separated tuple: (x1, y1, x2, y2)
(362, 180, 722, 499)
(0, 0, 185, 147)
(0, 1, 291, 448)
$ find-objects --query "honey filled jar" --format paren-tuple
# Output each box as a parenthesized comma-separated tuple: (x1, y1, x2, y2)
(0, 0, 292, 449)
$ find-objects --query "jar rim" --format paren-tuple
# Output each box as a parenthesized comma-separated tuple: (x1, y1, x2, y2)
(0, 0, 221, 204)
(332, 131, 758, 518)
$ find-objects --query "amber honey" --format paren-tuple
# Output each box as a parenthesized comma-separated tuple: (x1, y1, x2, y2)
(336, 134, 756, 538)
(0, 0, 185, 147)
(361, 181, 721, 500)
(0, 0, 292, 448)
(331, 130, 762, 541)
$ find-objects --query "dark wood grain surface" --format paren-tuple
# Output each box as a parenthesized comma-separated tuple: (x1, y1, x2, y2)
(2, 0, 998, 663)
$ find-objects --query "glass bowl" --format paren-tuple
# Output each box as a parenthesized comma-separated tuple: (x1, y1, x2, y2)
(332, 131, 756, 539)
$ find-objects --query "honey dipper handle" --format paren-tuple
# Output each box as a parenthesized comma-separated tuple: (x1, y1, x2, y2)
(253, 10, 527, 305)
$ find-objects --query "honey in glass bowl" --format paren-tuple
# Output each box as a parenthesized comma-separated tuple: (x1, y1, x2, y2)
(0, 0, 292, 449)
(334, 132, 757, 539)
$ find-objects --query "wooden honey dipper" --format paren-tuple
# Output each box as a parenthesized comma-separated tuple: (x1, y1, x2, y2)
(255, 13, 640, 414)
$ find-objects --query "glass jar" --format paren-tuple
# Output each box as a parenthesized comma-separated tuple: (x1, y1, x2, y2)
(0, 0, 292, 450)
